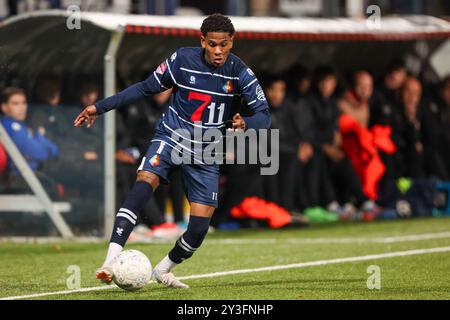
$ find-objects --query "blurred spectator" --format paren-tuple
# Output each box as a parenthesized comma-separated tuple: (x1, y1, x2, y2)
(339, 71, 373, 127)
(307, 67, 376, 215)
(146, 0, 179, 15)
(422, 76, 450, 180)
(339, 71, 397, 200)
(29, 76, 69, 141)
(263, 74, 316, 213)
(7, 0, 18, 17)
(0, 87, 59, 191)
(371, 58, 408, 128)
(262, 75, 294, 207)
(80, 82, 100, 107)
(78, 82, 101, 162)
(286, 64, 312, 101)
(370, 59, 409, 182)
(396, 77, 426, 178)
(34, 76, 62, 107)
(28, 77, 72, 179)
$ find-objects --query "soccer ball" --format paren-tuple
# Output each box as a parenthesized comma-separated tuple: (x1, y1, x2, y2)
(111, 250, 152, 291)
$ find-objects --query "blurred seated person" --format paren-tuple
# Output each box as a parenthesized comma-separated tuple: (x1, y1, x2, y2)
(263, 74, 316, 212)
(396, 77, 426, 179)
(29, 76, 70, 140)
(339, 71, 397, 200)
(1, 87, 59, 191)
(286, 64, 312, 102)
(79, 82, 101, 162)
(307, 67, 377, 214)
(80, 82, 100, 107)
(371, 58, 408, 127)
(422, 76, 450, 180)
(339, 71, 373, 127)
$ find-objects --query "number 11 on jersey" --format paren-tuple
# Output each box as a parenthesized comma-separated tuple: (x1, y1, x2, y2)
(188, 91, 225, 125)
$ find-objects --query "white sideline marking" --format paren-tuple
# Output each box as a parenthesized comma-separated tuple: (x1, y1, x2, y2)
(2, 231, 450, 245)
(206, 231, 450, 245)
(2, 245, 450, 300)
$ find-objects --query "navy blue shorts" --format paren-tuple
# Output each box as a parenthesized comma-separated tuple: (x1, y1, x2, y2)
(138, 139, 219, 208)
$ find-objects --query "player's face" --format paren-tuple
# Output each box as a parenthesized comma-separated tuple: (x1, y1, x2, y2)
(201, 32, 234, 68)
(2, 94, 28, 121)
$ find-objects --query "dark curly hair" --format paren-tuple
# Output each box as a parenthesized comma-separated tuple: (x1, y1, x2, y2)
(201, 13, 235, 37)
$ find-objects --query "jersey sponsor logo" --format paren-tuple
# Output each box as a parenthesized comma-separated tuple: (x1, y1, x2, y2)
(256, 84, 266, 101)
(11, 122, 22, 131)
(156, 61, 167, 75)
(223, 80, 233, 93)
(149, 154, 160, 167)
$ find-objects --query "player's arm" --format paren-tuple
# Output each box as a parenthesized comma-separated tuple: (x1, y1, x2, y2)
(74, 56, 177, 128)
(234, 68, 271, 131)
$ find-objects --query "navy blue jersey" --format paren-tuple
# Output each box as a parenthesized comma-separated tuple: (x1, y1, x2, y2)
(95, 47, 270, 154)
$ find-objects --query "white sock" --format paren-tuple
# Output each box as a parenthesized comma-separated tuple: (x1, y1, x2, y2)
(103, 243, 123, 266)
(155, 255, 178, 273)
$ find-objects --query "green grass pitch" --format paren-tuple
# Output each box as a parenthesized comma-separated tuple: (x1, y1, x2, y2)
(1, 217, 450, 300)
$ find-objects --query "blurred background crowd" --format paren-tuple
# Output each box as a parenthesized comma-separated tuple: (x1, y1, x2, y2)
(2, 59, 450, 237)
(1, 0, 450, 239)
(1, 0, 450, 18)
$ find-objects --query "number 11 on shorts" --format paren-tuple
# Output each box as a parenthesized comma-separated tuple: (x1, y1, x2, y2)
(212, 192, 218, 201)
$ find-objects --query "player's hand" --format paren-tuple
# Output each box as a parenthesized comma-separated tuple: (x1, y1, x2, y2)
(231, 113, 246, 131)
(74, 105, 98, 128)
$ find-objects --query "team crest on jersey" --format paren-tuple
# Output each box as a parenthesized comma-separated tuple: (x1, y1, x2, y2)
(149, 155, 160, 167)
(223, 80, 233, 93)
(156, 62, 167, 75)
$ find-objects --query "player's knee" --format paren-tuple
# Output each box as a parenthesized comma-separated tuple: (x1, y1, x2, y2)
(136, 171, 160, 190)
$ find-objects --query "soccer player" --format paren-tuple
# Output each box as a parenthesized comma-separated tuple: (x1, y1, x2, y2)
(74, 14, 270, 288)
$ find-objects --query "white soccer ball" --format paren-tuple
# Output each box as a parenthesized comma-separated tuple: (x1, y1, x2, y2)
(112, 250, 152, 291)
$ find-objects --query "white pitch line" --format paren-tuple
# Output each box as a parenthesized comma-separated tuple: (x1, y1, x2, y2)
(205, 231, 450, 245)
(0, 285, 117, 301)
(2, 245, 450, 300)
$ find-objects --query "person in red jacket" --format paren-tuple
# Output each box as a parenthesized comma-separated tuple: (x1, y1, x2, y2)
(339, 71, 396, 201)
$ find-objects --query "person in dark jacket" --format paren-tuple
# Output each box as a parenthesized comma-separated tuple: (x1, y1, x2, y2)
(306, 67, 377, 214)
(262, 75, 312, 212)
(422, 76, 450, 180)
(371, 59, 408, 128)
(395, 77, 426, 179)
